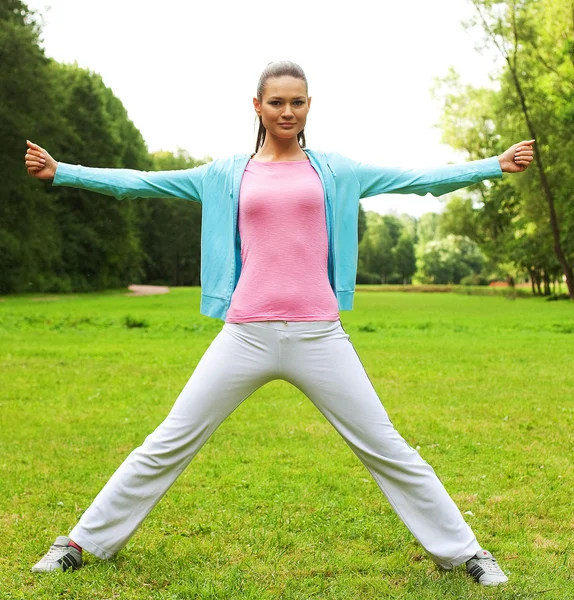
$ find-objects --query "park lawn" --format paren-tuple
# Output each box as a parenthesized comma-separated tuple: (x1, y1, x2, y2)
(0, 288, 572, 599)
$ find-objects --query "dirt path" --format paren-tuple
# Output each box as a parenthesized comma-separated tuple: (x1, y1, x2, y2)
(126, 284, 170, 296)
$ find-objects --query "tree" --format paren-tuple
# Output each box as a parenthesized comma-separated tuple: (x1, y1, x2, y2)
(433, 56, 568, 294)
(358, 212, 396, 283)
(48, 62, 151, 290)
(138, 149, 208, 286)
(394, 234, 417, 284)
(0, 1, 66, 292)
(417, 235, 485, 285)
(357, 201, 367, 244)
(417, 212, 441, 245)
(468, 0, 574, 297)
(0, 1, 209, 293)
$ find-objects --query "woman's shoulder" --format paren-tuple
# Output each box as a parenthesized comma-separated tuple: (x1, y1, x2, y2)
(304, 149, 359, 181)
(305, 148, 356, 166)
(198, 154, 245, 177)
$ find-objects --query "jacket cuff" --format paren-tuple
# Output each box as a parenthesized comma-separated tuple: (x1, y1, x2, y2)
(475, 156, 503, 179)
(53, 162, 79, 186)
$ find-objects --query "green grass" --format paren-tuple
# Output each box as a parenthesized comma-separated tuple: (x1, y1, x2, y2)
(0, 288, 573, 599)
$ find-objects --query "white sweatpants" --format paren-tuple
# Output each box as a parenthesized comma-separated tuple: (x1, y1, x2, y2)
(69, 320, 480, 568)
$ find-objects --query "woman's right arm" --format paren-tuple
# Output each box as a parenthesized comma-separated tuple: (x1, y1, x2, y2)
(24, 140, 207, 203)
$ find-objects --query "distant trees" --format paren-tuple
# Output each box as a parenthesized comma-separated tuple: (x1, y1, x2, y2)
(417, 235, 484, 285)
(432, 0, 574, 297)
(357, 213, 417, 284)
(356, 206, 487, 286)
(0, 1, 207, 293)
(139, 150, 204, 286)
(1, 0, 65, 293)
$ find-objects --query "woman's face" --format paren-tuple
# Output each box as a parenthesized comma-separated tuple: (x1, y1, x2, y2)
(253, 76, 311, 141)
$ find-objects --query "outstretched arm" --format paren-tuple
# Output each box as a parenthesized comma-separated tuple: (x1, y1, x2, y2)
(24, 141, 207, 203)
(355, 140, 535, 199)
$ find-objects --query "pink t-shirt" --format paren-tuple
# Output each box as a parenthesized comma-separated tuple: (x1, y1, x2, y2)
(225, 159, 340, 323)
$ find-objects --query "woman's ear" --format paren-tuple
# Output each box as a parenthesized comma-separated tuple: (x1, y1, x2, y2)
(253, 97, 261, 115)
(307, 96, 312, 110)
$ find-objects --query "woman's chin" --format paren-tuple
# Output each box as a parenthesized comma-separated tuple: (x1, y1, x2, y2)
(272, 129, 301, 140)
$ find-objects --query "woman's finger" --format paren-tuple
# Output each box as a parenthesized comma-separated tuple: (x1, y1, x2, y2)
(25, 152, 45, 162)
(26, 140, 43, 151)
(26, 149, 45, 159)
(26, 160, 45, 169)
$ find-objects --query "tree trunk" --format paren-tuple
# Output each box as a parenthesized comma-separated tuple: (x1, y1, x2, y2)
(543, 271, 551, 296)
(504, 39, 574, 298)
(530, 273, 536, 295)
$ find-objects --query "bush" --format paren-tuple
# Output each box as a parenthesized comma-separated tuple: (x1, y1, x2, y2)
(356, 271, 382, 284)
(123, 315, 149, 329)
(460, 274, 489, 286)
(545, 293, 571, 302)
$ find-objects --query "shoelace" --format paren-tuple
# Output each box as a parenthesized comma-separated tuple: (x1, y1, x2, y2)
(476, 558, 504, 574)
(41, 545, 70, 561)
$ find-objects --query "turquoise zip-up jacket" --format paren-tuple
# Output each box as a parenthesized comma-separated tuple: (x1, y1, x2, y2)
(54, 150, 502, 321)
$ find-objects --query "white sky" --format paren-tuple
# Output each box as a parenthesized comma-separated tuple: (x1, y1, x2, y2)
(26, 0, 501, 217)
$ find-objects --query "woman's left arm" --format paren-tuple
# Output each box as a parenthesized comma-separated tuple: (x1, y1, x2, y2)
(355, 140, 535, 199)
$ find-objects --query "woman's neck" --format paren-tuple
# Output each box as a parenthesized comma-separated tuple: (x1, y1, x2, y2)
(252, 135, 307, 162)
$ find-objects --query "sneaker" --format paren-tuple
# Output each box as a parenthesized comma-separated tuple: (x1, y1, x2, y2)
(31, 536, 83, 572)
(466, 549, 508, 586)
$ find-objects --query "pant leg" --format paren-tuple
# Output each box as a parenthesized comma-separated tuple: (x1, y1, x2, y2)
(70, 322, 280, 559)
(279, 320, 481, 569)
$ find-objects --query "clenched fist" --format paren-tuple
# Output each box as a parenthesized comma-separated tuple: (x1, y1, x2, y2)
(498, 139, 535, 173)
(25, 140, 58, 180)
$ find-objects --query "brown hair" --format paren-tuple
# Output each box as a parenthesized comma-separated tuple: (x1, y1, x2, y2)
(255, 61, 308, 153)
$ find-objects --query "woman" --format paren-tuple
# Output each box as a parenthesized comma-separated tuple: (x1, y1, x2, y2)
(25, 61, 534, 586)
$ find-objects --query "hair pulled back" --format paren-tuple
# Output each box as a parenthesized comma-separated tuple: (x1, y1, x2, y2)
(255, 61, 308, 153)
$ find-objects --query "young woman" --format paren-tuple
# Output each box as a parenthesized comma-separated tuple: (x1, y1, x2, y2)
(25, 61, 534, 586)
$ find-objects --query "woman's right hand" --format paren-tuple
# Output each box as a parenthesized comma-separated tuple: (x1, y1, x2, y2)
(25, 140, 58, 180)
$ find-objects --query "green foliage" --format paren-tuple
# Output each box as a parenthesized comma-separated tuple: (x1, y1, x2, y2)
(460, 274, 489, 286)
(358, 212, 397, 283)
(357, 201, 367, 244)
(138, 150, 208, 286)
(433, 0, 574, 296)
(417, 235, 485, 285)
(47, 62, 151, 291)
(393, 233, 417, 284)
(416, 212, 441, 245)
(0, 1, 66, 293)
(0, 2, 207, 293)
(123, 315, 149, 329)
(356, 271, 382, 284)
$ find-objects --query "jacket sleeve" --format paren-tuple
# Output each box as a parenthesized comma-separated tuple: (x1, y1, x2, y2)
(352, 156, 503, 199)
(53, 162, 211, 203)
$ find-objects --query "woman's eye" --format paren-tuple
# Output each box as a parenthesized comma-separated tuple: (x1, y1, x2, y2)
(270, 101, 281, 106)
(294, 101, 305, 106)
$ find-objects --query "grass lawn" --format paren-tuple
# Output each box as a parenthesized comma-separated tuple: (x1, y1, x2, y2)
(0, 288, 572, 599)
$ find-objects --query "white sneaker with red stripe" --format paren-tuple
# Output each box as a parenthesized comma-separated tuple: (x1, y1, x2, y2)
(31, 536, 83, 572)
(466, 549, 508, 586)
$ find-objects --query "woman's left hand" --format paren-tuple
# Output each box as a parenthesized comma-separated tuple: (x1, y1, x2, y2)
(498, 139, 535, 173)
